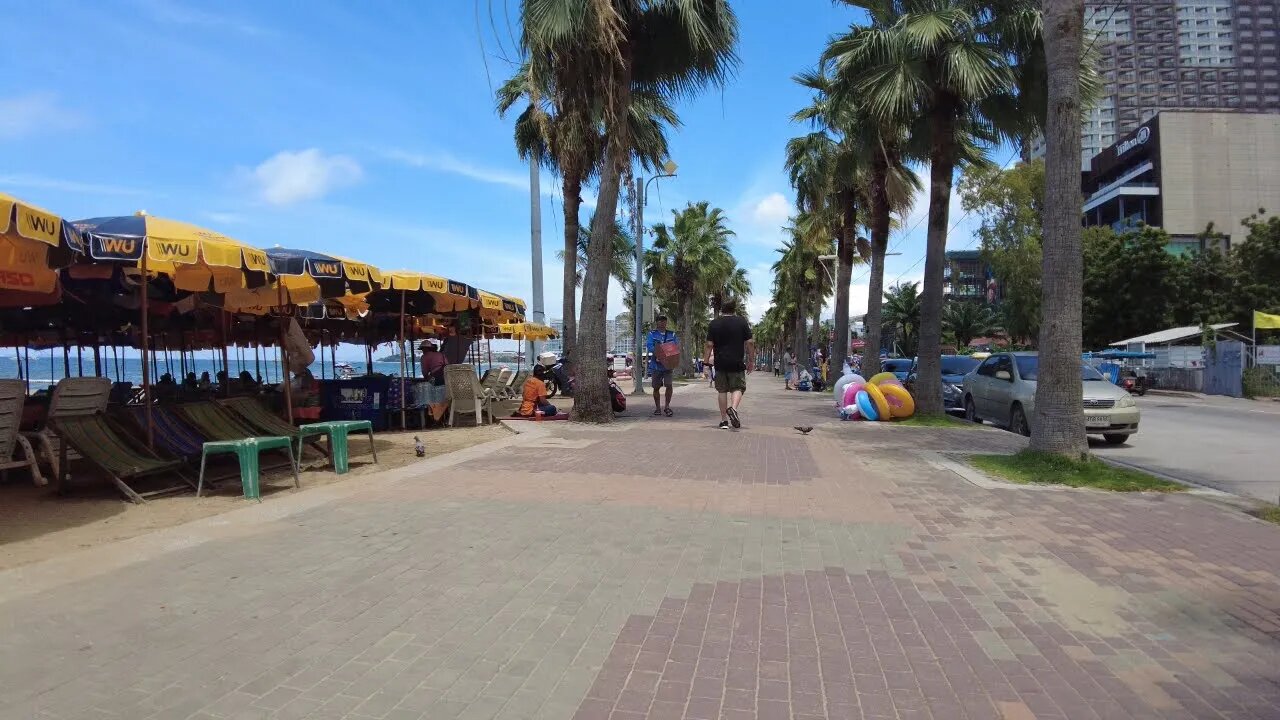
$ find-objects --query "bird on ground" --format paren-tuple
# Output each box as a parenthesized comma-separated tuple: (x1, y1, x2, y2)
(414, 436, 426, 457)
(794, 426, 813, 435)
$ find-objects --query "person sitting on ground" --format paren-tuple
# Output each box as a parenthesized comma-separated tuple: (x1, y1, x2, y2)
(198, 371, 212, 391)
(183, 372, 198, 389)
(516, 365, 558, 418)
(238, 370, 257, 392)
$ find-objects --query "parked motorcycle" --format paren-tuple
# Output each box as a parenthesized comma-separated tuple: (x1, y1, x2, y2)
(544, 355, 574, 398)
(1121, 368, 1150, 396)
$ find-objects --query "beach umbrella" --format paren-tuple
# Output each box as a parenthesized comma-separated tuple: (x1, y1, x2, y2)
(0, 192, 85, 297)
(375, 271, 479, 315)
(265, 247, 382, 304)
(75, 212, 272, 292)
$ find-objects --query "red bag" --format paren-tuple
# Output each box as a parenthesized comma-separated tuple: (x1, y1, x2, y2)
(656, 341, 680, 370)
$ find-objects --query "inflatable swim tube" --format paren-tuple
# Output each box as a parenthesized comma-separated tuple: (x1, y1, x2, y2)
(878, 383, 916, 419)
(867, 371, 899, 386)
(832, 373, 865, 405)
(841, 404, 861, 420)
(842, 382, 865, 408)
(855, 390, 879, 421)
(863, 382, 893, 421)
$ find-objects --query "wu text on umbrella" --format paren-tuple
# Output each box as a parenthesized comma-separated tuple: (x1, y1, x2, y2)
(74, 212, 274, 447)
(0, 192, 85, 301)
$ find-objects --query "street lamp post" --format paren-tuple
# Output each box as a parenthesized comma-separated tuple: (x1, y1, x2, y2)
(634, 160, 677, 395)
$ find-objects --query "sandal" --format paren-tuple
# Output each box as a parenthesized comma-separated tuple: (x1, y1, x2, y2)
(653, 408, 663, 416)
(664, 407, 674, 417)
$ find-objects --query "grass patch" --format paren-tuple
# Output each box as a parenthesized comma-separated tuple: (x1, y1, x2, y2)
(1250, 505, 1280, 525)
(969, 451, 1184, 492)
(894, 414, 975, 428)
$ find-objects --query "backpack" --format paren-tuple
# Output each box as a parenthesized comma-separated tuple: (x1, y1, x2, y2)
(610, 381, 627, 412)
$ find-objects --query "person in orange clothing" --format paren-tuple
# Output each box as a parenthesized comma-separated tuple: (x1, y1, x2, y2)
(517, 365, 559, 418)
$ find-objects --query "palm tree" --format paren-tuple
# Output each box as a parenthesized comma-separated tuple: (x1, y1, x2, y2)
(942, 301, 1001, 349)
(520, 0, 739, 422)
(1033, 0, 1087, 456)
(558, 216, 636, 295)
(497, 64, 679, 374)
(786, 69, 870, 377)
(648, 202, 738, 374)
(881, 281, 922, 357)
(772, 217, 833, 371)
(826, 0, 1049, 415)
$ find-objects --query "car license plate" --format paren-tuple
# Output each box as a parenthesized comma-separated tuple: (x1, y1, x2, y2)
(1086, 416, 1110, 429)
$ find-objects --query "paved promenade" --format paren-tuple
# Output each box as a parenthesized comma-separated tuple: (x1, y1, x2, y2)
(2, 379, 1279, 720)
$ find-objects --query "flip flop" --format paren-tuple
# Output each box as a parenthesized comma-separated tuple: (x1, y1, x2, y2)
(664, 407, 674, 417)
(652, 408, 662, 416)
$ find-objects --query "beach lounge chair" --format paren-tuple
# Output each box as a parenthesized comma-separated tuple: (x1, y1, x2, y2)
(479, 368, 510, 401)
(502, 370, 529, 401)
(0, 380, 45, 486)
(108, 381, 136, 405)
(445, 364, 496, 426)
(218, 397, 329, 456)
(22, 377, 111, 480)
(176, 401, 262, 442)
(119, 405, 206, 459)
(50, 412, 192, 503)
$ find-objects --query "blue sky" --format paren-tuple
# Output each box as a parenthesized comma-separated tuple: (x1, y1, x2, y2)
(3, 0, 993, 346)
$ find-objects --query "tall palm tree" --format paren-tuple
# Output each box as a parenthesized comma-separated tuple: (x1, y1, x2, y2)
(826, 0, 1049, 415)
(1033, 0, 1087, 456)
(786, 69, 871, 377)
(648, 202, 738, 374)
(772, 216, 833, 371)
(881, 281, 922, 357)
(520, 0, 739, 422)
(558, 216, 636, 295)
(497, 65, 679, 373)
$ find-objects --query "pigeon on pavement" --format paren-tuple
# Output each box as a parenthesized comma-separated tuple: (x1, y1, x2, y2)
(794, 426, 813, 435)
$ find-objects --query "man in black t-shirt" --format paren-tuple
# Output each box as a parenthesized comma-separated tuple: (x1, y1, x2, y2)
(705, 300, 755, 429)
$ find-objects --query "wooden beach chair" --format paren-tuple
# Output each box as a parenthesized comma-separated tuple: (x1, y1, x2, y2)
(50, 412, 193, 503)
(445, 364, 495, 427)
(218, 397, 329, 457)
(22, 377, 111, 481)
(118, 405, 206, 459)
(0, 380, 44, 486)
(176, 401, 262, 442)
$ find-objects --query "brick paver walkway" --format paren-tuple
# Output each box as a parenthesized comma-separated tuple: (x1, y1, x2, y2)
(2, 378, 1279, 720)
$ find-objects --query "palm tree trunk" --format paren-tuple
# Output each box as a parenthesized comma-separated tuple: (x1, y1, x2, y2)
(810, 305, 821, 368)
(862, 162, 891, 379)
(678, 295, 694, 375)
(1032, 0, 1087, 456)
(561, 171, 581, 369)
(574, 65, 632, 423)
(915, 108, 957, 416)
(793, 305, 808, 380)
(832, 192, 855, 376)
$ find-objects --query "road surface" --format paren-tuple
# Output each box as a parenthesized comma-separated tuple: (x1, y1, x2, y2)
(1091, 393, 1280, 503)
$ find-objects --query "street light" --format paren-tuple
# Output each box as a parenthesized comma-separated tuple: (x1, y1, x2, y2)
(633, 159, 677, 395)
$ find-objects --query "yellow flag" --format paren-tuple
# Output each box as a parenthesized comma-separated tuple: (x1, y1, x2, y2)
(1256, 310, 1280, 330)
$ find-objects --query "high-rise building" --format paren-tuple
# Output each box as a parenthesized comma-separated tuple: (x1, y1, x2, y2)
(1030, 0, 1280, 169)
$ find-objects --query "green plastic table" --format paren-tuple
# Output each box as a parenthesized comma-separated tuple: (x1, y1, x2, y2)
(196, 436, 299, 501)
(297, 420, 378, 474)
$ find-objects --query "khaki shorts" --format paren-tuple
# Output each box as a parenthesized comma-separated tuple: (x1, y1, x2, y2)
(714, 371, 746, 394)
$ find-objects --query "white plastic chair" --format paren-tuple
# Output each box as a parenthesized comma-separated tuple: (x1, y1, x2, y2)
(445, 365, 495, 426)
(23, 377, 111, 480)
(0, 380, 44, 486)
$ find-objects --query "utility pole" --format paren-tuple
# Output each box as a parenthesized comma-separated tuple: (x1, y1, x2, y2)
(633, 160, 677, 395)
(528, 86, 545, 361)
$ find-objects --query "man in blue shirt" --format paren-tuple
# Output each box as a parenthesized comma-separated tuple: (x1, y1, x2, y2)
(646, 315, 677, 416)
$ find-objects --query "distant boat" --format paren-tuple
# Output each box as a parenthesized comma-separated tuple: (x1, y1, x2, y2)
(334, 362, 356, 380)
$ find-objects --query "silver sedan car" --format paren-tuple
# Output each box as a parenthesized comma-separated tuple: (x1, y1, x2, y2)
(961, 352, 1140, 444)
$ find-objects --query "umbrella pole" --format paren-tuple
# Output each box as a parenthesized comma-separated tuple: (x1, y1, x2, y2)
(330, 342, 336, 375)
(399, 290, 406, 429)
(62, 336, 70, 380)
(24, 346, 30, 395)
(77, 343, 83, 377)
(221, 311, 231, 397)
(93, 343, 101, 377)
(254, 340, 261, 383)
(140, 254, 154, 450)
(277, 285, 294, 423)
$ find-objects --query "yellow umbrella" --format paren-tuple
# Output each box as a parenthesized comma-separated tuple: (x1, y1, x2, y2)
(380, 270, 478, 313)
(75, 212, 272, 293)
(0, 192, 85, 294)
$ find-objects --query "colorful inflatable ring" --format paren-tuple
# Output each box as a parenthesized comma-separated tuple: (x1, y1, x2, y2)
(877, 377, 904, 389)
(867, 371, 899, 386)
(879, 383, 916, 419)
(855, 390, 879, 421)
(842, 382, 865, 408)
(832, 373, 865, 405)
(842, 404, 861, 420)
(863, 382, 893, 421)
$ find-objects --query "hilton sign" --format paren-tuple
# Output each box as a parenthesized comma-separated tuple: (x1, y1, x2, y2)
(1116, 125, 1151, 156)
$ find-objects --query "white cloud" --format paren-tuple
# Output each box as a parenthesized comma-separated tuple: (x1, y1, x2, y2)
(0, 93, 82, 140)
(133, 0, 268, 35)
(247, 149, 363, 206)
(0, 173, 145, 196)
(202, 211, 244, 225)
(376, 147, 593, 208)
(751, 192, 790, 228)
